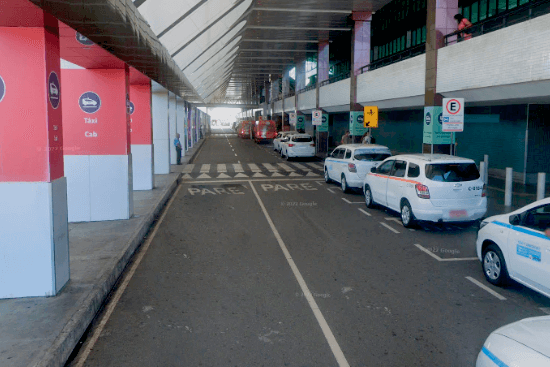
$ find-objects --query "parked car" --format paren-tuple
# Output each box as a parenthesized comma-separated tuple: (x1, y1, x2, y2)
(324, 144, 392, 193)
(476, 316, 550, 367)
(253, 120, 277, 143)
(81, 97, 97, 106)
(281, 134, 315, 160)
(476, 197, 550, 297)
(363, 154, 487, 227)
(273, 131, 295, 152)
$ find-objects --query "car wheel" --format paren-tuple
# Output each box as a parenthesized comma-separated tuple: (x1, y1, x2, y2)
(324, 169, 331, 183)
(341, 175, 349, 193)
(286, 153, 291, 161)
(482, 244, 509, 286)
(400, 200, 416, 228)
(364, 185, 374, 208)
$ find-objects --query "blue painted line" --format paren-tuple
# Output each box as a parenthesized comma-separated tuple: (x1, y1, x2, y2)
(481, 346, 509, 367)
(493, 221, 550, 241)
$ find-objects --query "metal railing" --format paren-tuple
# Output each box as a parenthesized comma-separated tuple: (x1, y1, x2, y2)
(444, 0, 550, 46)
(296, 84, 316, 94)
(319, 71, 351, 87)
(360, 43, 426, 74)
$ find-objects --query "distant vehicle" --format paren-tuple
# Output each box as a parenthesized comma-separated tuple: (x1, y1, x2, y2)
(49, 83, 58, 96)
(363, 154, 487, 228)
(476, 316, 550, 367)
(324, 144, 392, 193)
(273, 131, 295, 152)
(81, 97, 97, 106)
(238, 121, 252, 138)
(221, 121, 230, 126)
(280, 134, 315, 160)
(476, 197, 550, 297)
(252, 120, 277, 143)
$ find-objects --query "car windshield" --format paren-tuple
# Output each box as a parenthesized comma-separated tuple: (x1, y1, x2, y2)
(293, 136, 312, 142)
(425, 163, 480, 182)
(354, 150, 391, 161)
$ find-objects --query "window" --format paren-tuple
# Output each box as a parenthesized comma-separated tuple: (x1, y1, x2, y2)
(522, 204, 550, 232)
(408, 163, 420, 178)
(345, 149, 352, 159)
(497, 0, 507, 13)
(425, 163, 480, 182)
(471, 2, 479, 22)
(509, 0, 518, 9)
(377, 160, 395, 175)
(354, 149, 391, 161)
(391, 160, 407, 178)
(488, 0, 497, 17)
(293, 136, 312, 142)
(480, 0, 488, 20)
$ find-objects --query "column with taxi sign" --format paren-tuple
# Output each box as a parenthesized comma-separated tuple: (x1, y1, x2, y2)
(313, 110, 329, 156)
(0, 8, 69, 298)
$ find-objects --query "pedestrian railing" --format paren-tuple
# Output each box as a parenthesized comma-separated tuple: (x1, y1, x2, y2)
(319, 71, 351, 87)
(359, 43, 426, 74)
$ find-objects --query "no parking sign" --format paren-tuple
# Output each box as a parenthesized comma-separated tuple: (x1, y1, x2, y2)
(442, 98, 464, 132)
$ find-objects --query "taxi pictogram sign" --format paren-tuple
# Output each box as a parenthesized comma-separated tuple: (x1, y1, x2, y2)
(363, 106, 378, 128)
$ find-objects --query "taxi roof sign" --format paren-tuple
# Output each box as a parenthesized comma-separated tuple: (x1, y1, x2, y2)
(363, 106, 378, 128)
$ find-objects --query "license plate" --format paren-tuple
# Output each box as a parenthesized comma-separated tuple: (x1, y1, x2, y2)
(449, 210, 467, 218)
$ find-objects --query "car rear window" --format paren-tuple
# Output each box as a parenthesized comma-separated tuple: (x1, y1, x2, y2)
(353, 150, 391, 161)
(293, 136, 313, 142)
(425, 163, 480, 182)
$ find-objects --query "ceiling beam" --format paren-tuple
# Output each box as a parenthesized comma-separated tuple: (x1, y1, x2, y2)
(246, 25, 351, 31)
(252, 7, 351, 14)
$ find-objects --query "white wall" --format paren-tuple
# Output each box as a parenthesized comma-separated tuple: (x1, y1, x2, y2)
(357, 54, 425, 109)
(0, 177, 69, 298)
(297, 89, 316, 111)
(437, 13, 550, 102)
(284, 96, 296, 112)
(131, 144, 154, 190)
(152, 83, 170, 174)
(319, 78, 350, 110)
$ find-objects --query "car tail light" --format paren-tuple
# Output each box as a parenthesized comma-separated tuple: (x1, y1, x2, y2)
(482, 184, 487, 197)
(310, 143, 315, 147)
(288, 144, 295, 147)
(415, 183, 430, 199)
(348, 163, 357, 173)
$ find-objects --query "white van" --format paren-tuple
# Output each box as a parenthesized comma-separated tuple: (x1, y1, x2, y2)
(324, 144, 392, 192)
(363, 154, 487, 227)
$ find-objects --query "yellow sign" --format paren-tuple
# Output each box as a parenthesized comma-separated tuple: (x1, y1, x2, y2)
(363, 106, 378, 128)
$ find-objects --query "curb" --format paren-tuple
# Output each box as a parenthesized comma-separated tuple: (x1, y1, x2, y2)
(34, 174, 182, 367)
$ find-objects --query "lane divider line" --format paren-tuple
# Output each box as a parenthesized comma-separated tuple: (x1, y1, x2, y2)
(249, 181, 350, 367)
(342, 198, 364, 204)
(414, 244, 478, 262)
(466, 276, 507, 301)
(358, 208, 371, 217)
(380, 222, 400, 234)
(73, 183, 184, 367)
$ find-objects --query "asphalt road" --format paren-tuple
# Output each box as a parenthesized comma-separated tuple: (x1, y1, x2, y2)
(70, 129, 550, 367)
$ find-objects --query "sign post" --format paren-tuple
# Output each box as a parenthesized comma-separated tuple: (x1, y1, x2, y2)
(442, 98, 464, 155)
(363, 106, 378, 128)
(289, 112, 297, 127)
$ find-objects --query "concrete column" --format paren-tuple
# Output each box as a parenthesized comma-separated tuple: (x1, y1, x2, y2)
(0, 7, 69, 298)
(295, 59, 306, 92)
(168, 92, 177, 164)
(318, 41, 330, 83)
(62, 64, 133, 222)
(152, 82, 170, 174)
(129, 76, 154, 191)
(176, 97, 185, 155)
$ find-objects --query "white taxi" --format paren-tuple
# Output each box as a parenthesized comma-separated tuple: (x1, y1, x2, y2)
(363, 154, 487, 227)
(476, 316, 550, 367)
(476, 198, 550, 297)
(273, 131, 294, 152)
(324, 144, 391, 193)
(281, 134, 315, 160)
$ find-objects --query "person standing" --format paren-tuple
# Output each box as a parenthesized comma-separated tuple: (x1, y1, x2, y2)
(454, 14, 473, 41)
(340, 130, 351, 145)
(174, 133, 182, 165)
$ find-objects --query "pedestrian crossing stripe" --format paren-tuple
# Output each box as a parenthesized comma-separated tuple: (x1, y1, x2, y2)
(271, 172, 284, 177)
(217, 173, 231, 178)
(252, 172, 267, 177)
(197, 173, 211, 179)
(306, 172, 319, 176)
(182, 174, 193, 179)
(288, 172, 301, 177)
(234, 173, 249, 178)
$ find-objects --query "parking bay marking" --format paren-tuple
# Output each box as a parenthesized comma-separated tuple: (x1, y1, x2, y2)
(342, 198, 363, 204)
(466, 276, 507, 301)
(249, 181, 350, 367)
(326, 188, 336, 194)
(380, 222, 400, 234)
(358, 208, 371, 217)
(414, 244, 478, 262)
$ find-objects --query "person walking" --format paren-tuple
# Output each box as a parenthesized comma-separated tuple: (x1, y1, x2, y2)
(340, 130, 351, 145)
(361, 131, 371, 144)
(174, 133, 182, 165)
(454, 14, 473, 41)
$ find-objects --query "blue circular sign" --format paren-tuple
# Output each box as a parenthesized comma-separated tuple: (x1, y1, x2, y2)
(425, 112, 432, 125)
(322, 116, 327, 123)
(298, 116, 304, 122)
(79, 92, 101, 114)
(76, 32, 94, 46)
(128, 101, 135, 115)
(0, 75, 5, 103)
(48, 71, 60, 109)
(357, 115, 364, 123)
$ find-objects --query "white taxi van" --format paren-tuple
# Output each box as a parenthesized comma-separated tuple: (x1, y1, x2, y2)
(476, 316, 550, 367)
(281, 134, 315, 160)
(476, 198, 550, 297)
(363, 154, 487, 227)
(324, 144, 392, 192)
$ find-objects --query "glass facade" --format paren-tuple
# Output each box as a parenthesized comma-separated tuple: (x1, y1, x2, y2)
(459, 0, 536, 24)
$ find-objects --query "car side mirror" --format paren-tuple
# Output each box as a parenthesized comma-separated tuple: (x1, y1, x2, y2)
(509, 214, 521, 226)
(371, 167, 377, 173)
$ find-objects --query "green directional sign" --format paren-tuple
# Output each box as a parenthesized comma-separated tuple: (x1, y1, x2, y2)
(423, 106, 454, 144)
